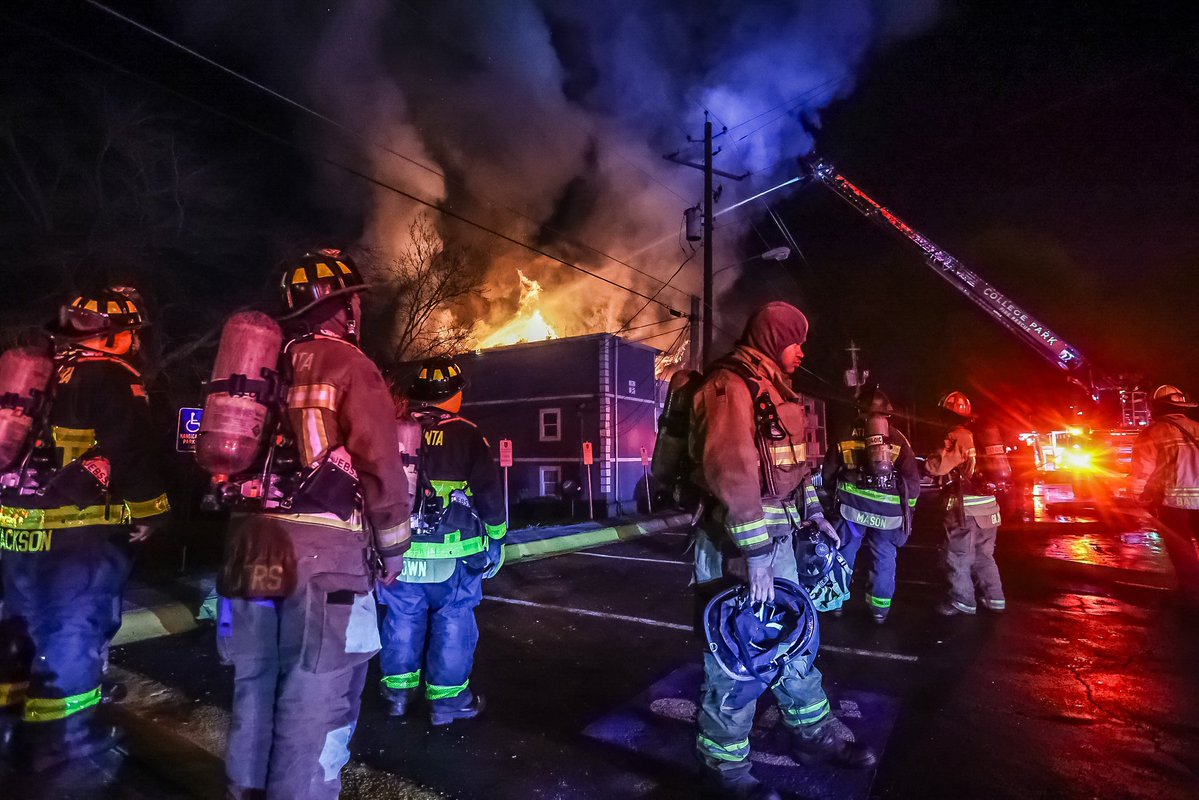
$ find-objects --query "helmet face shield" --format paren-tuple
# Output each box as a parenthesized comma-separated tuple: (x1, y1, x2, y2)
(49, 288, 147, 341)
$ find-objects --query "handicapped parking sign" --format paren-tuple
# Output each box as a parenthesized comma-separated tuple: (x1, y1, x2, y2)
(177, 407, 203, 452)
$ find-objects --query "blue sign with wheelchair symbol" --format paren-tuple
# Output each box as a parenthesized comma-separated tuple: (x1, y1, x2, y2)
(177, 407, 203, 452)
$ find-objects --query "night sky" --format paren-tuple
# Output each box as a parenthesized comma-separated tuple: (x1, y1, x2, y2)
(2, 1, 1196, 440)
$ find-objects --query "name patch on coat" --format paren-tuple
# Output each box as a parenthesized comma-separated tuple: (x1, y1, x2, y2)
(0, 529, 53, 553)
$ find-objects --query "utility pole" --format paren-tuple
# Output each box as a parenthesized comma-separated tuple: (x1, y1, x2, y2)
(665, 112, 747, 367)
(689, 295, 701, 371)
(702, 116, 714, 365)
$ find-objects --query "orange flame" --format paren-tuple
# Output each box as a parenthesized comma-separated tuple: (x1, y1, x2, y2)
(479, 270, 560, 348)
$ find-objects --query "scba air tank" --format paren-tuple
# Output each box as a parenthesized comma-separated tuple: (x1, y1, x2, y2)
(396, 414, 422, 505)
(0, 347, 55, 471)
(863, 413, 893, 479)
(651, 369, 700, 486)
(974, 423, 1012, 485)
(196, 311, 283, 480)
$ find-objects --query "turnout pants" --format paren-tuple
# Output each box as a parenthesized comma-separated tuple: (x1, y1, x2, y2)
(0, 526, 131, 749)
(220, 516, 380, 800)
(836, 518, 906, 616)
(943, 514, 1004, 613)
(376, 559, 483, 713)
(1155, 505, 1199, 606)
(693, 530, 830, 776)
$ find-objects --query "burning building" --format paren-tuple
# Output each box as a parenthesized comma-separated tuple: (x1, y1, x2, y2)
(445, 333, 827, 521)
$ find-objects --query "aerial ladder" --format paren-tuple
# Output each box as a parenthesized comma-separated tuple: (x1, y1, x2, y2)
(801, 157, 1148, 431)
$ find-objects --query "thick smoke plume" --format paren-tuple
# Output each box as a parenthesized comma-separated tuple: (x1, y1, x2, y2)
(186, 0, 941, 350)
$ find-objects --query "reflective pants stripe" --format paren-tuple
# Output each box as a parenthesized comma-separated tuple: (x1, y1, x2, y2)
(425, 680, 469, 701)
(23, 686, 102, 722)
(781, 697, 830, 727)
(696, 734, 750, 762)
(380, 671, 420, 690)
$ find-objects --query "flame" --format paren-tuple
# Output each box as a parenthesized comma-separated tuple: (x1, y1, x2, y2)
(479, 270, 560, 348)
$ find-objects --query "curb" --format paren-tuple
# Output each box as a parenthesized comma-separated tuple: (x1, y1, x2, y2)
(506, 512, 691, 562)
(116, 512, 693, 644)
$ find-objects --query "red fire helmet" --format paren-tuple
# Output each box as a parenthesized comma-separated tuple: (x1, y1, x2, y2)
(938, 390, 973, 418)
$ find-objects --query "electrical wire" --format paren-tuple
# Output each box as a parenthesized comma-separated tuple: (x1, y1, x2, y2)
(613, 250, 696, 334)
(81, 0, 691, 301)
(13, 14, 679, 313)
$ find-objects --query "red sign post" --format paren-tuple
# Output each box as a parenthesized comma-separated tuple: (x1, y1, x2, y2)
(582, 441, 595, 520)
(640, 446, 652, 513)
(499, 439, 513, 528)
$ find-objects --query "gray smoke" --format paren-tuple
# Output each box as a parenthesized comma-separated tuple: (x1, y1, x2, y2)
(184, 0, 942, 342)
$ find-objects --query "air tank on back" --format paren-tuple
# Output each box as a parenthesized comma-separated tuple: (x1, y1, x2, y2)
(651, 369, 701, 488)
(0, 347, 55, 471)
(863, 413, 894, 479)
(196, 311, 283, 481)
(974, 423, 1012, 486)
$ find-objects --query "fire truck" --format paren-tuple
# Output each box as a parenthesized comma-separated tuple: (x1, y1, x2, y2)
(801, 157, 1147, 497)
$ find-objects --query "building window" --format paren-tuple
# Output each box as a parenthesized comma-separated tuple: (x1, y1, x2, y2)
(539, 465, 562, 497)
(539, 408, 561, 442)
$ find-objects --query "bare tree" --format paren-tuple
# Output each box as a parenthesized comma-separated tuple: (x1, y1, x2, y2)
(360, 213, 486, 372)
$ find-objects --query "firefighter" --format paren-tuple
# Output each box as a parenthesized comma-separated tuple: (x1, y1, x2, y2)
(0, 288, 169, 770)
(376, 356, 505, 726)
(690, 302, 876, 800)
(1132, 384, 1199, 607)
(924, 390, 1005, 616)
(820, 386, 921, 623)
(220, 252, 411, 800)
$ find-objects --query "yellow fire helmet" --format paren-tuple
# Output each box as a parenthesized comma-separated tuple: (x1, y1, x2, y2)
(278, 248, 366, 320)
(938, 390, 973, 418)
(1152, 384, 1198, 409)
(48, 287, 147, 341)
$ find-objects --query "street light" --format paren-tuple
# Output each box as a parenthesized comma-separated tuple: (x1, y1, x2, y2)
(712, 246, 792, 276)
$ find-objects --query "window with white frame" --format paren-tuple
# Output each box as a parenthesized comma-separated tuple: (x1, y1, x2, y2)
(539, 407, 562, 442)
(539, 465, 563, 497)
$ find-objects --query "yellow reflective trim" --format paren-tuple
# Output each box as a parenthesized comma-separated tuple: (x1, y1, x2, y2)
(84, 300, 99, 312)
(287, 382, 339, 411)
(126, 493, 170, 519)
(432, 369, 444, 381)
(0, 504, 129, 530)
(728, 518, 767, 534)
(23, 687, 102, 722)
(336, 261, 351, 274)
(291, 268, 309, 284)
(52, 425, 97, 465)
(0, 680, 29, 708)
(315, 262, 334, 278)
(260, 511, 364, 531)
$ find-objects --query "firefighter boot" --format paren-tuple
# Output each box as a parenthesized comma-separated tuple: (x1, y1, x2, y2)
(697, 760, 781, 800)
(935, 600, 976, 616)
(430, 694, 485, 727)
(101, 680, 128, 704)
(21, 718, 120, 772)
(790, 718, 877, 769)
(381, 686, 414, 719)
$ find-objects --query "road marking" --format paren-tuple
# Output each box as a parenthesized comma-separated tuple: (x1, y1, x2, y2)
(821, 645, 919, 663)
(483, 595, 693, 631)
(484, 595, 920, 661)
(569, 551, 688, 566)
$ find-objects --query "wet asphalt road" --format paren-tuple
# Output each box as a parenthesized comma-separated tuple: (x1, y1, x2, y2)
(4, 495, 1198, 799)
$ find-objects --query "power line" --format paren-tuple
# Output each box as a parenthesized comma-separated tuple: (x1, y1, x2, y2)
(14, 14, 679, 314)
(614, 250, 696, 334)
(81, 0, 691, 302)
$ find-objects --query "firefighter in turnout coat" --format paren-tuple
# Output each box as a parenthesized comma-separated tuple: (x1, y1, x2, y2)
(220, 253, 411, 800)
(924, 391, 1005, 616)
(0, 287, 169, 770)
(690, 302, 876, 800)
(820, 387, 921, 623)
(1132, 384, 1199, 606)
(377, 357, 506, 726)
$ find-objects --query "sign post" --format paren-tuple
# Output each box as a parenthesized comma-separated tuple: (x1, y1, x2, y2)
(640, 446, 653, 513)
(498, 439, 513, 529)
(176, 407, 203, 453)
(582, 441, 595, 520)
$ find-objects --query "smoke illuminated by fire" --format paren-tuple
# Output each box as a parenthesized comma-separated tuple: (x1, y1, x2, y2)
(478, 271, 560, 348)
